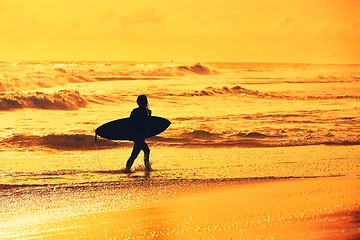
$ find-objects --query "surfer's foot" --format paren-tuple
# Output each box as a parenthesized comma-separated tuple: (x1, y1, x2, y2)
(125, 167, 132, 173)
(144, 160, 152, 172)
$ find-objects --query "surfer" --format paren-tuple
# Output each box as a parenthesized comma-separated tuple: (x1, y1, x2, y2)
(126, 95, 152, 172)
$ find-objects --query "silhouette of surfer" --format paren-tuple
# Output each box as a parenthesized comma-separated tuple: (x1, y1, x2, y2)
(126, 95, 152, 172)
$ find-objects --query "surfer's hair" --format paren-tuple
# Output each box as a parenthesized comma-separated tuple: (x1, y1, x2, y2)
(137, 95, 148, 108)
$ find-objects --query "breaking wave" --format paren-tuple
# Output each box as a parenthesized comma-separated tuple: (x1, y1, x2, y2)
(151, 132, 360, 148)
(2, 129, 360, 151)
(1, 134, 129, 150)
(92, 63, 215, 78)
(0, 90, 87, 111)
(176, 63, 213, 75)
(182, 130, 220, 139)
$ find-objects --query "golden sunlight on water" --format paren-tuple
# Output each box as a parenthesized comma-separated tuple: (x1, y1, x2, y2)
(0, 61, 359, 239)
(0, 1, 359, 239)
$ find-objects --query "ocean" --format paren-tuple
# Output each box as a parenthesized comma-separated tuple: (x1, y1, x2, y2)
(0, 61, 359, 187)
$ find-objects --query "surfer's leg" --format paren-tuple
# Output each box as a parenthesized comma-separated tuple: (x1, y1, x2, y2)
(126, 142, 141, 172)
(141, 141, 151, 171)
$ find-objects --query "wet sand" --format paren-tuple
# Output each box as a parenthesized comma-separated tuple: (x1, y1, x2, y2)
(1, 176, 359, 239)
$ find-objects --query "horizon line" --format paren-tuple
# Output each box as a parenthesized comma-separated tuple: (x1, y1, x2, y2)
(1, 59, 359, 65)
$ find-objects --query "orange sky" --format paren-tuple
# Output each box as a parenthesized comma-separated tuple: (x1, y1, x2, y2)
(0, 0, 359, 63)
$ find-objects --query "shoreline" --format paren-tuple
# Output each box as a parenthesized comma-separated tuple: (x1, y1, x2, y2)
(1, 176, 359, 239)
(1, 145, 359, 188)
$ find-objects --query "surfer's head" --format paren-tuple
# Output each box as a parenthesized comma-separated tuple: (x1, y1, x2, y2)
(137, 95, 148, 108)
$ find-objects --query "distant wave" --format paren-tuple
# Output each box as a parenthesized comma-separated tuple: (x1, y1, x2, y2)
(0, 62, 216, 92)
(0, 90, 87, 111)
(92, 63, 215, 78)
(304, 95, 360, 100)
(177, 63, 213, 75)
(87, 63, 215, 79)
(180, 86, 269, 97)
(94, 76, 165, 81)
(1, 61, 359, 93)
(179, 85, 360, 100)
(240, 75, 360, 85)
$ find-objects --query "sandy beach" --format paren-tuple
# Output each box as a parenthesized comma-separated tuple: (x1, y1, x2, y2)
(1, 175, 359, 239)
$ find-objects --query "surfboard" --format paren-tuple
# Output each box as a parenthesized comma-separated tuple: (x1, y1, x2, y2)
(95, 116, 171, 141)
